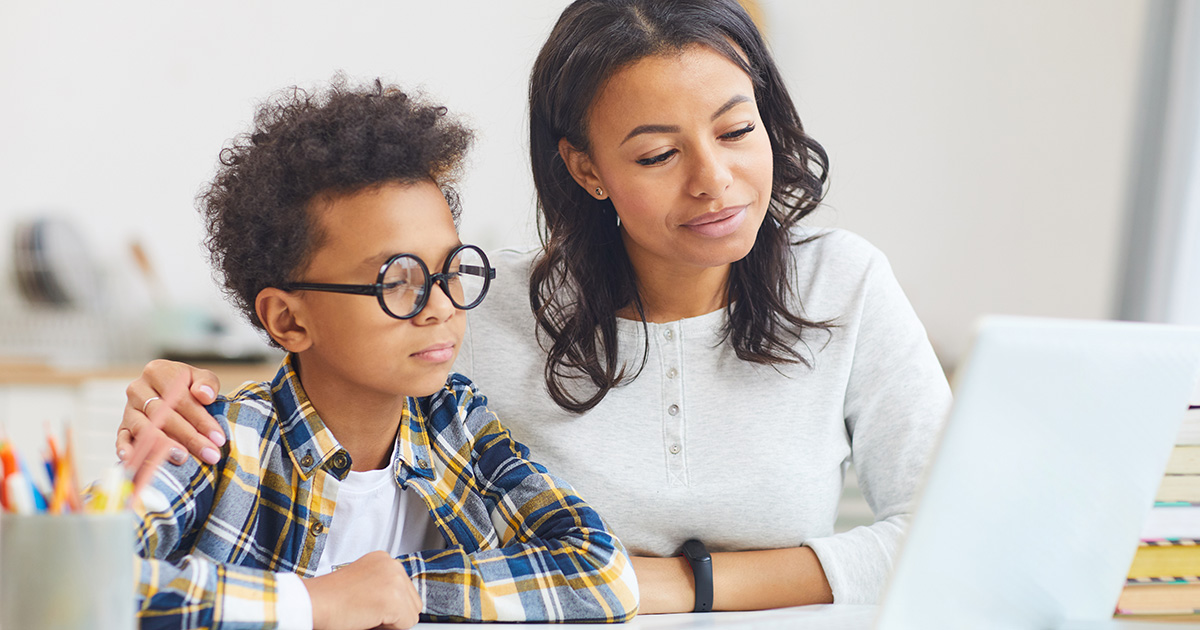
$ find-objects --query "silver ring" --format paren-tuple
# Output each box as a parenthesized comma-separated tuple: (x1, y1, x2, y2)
(142, 396, 162, 414)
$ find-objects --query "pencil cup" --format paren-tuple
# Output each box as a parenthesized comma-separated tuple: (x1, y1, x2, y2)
(0, 512, 135, 630)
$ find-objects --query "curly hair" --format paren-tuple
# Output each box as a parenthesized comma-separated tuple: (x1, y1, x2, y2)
(199, 76, 473, 343)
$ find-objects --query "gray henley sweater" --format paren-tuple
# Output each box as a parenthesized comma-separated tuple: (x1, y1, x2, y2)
(454, 228, 951, 604)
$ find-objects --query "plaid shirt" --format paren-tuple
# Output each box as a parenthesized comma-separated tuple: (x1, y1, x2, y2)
(134, 355, 638, 629)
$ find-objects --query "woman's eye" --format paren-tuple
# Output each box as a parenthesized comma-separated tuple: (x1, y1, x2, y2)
(720, 124, 755, 140)
(636, 149, 677, 166)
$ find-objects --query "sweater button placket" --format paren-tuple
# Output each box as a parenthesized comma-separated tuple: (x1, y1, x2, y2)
(661, 322, 687, 486)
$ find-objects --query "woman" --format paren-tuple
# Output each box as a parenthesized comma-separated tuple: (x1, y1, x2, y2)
(117, 0, 950, 613)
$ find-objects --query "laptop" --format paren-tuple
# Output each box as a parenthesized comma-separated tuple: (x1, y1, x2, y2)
(873, 316, 1200, 629)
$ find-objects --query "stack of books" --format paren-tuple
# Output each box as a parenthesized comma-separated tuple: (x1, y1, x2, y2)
(1118, 402, 1200, 620)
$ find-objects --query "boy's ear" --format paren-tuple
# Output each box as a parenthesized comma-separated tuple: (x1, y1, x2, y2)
(558, 138, 606, 199)
(255, 288, 312, 353)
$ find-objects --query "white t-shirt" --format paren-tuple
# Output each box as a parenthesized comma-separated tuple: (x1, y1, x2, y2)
(315, 448, 444, 575)
(276, 439, 445, 629)
(454, 228, 952, 604)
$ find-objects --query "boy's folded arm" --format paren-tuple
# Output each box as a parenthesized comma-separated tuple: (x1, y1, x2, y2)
(134, 430, 310, 630)
(399, 394, 639, 623)
(135, 555, 305, 630)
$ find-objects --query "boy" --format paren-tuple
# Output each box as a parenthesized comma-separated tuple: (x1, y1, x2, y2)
(132, 78, 638, 629)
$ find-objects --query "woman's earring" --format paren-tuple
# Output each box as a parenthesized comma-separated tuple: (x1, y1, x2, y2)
(594, 187, 604, 198)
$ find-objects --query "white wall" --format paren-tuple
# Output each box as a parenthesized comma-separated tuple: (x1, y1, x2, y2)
(0, 0, 563, 321)
(766, 1, 1148, 364)
(0, 1, 1150, 369)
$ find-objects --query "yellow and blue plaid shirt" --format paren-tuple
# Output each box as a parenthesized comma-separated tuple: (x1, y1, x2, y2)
(134, 355, 638, 629)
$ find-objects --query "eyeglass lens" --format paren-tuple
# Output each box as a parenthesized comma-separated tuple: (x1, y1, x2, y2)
(381, 246, 489, 318)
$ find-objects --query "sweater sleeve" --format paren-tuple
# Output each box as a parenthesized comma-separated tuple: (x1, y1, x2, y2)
(801, 245, 952, 604)
(397, 385, 639, 623)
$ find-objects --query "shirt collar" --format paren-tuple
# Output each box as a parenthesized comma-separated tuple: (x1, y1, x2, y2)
(273, 353, 434, 482)
(396, 398, 435, 481)
(271, 353, 349, 480)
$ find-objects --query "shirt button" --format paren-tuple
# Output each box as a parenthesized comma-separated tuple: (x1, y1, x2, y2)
(300, 453, 314, 468)
(668, 404, 679, 416)
(310, 521, 325, 536)
(416, 459, 429, 469)
(669, 444, 681, 455)
(666, 368, 678, 379)
(664, 329, 674, 340)
(332, 453, 348, 469)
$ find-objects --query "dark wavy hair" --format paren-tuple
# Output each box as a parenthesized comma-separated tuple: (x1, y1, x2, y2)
(199, 76, 473, 345)
(529, 0, 832, 413)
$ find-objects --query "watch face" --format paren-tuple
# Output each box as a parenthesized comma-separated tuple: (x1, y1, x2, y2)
(682, 539, 710, 561)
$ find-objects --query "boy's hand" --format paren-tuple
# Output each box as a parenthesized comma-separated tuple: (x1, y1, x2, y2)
(304, 551, 422, 630)
(116, 360, 225, 466)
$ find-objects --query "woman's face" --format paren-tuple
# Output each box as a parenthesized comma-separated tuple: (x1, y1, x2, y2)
(566, 44, 775, 275)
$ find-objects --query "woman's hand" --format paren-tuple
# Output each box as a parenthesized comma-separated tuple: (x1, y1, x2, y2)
(116, 360, 225, 474)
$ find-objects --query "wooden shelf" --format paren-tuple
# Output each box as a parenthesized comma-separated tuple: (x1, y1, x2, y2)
(0, 360, 278, 392)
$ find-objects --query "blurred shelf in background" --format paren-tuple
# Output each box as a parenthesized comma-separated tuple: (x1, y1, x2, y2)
(0, 359, 278, 487)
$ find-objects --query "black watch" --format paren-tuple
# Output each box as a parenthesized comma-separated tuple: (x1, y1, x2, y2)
(680, 539, 713, 612)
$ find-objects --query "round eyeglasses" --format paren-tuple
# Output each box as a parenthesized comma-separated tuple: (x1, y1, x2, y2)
(283, 244, 496, 320)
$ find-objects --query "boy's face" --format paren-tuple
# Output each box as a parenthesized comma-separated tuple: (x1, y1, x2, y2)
(294, 180, 466, 399)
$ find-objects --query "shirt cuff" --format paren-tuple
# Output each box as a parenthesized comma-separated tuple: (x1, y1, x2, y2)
(803, 517, 906, 605)
(274, 571, 314, 630)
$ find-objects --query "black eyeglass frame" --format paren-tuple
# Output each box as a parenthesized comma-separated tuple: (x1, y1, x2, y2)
(283, 244, 496, 320)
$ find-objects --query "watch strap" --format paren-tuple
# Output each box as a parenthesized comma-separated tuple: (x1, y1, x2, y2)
(681, 539, 713, 612)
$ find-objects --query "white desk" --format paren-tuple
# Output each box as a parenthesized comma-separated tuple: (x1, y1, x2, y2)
(414, 606, 1200, 629)
(413, 606, 875, 630)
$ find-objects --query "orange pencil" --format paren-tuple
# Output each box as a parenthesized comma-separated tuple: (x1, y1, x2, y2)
(0, 440, 16, 511)
(63, 426, 82, 512)
(45, 424, 61, 465)
(49, 453, 67, 513)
